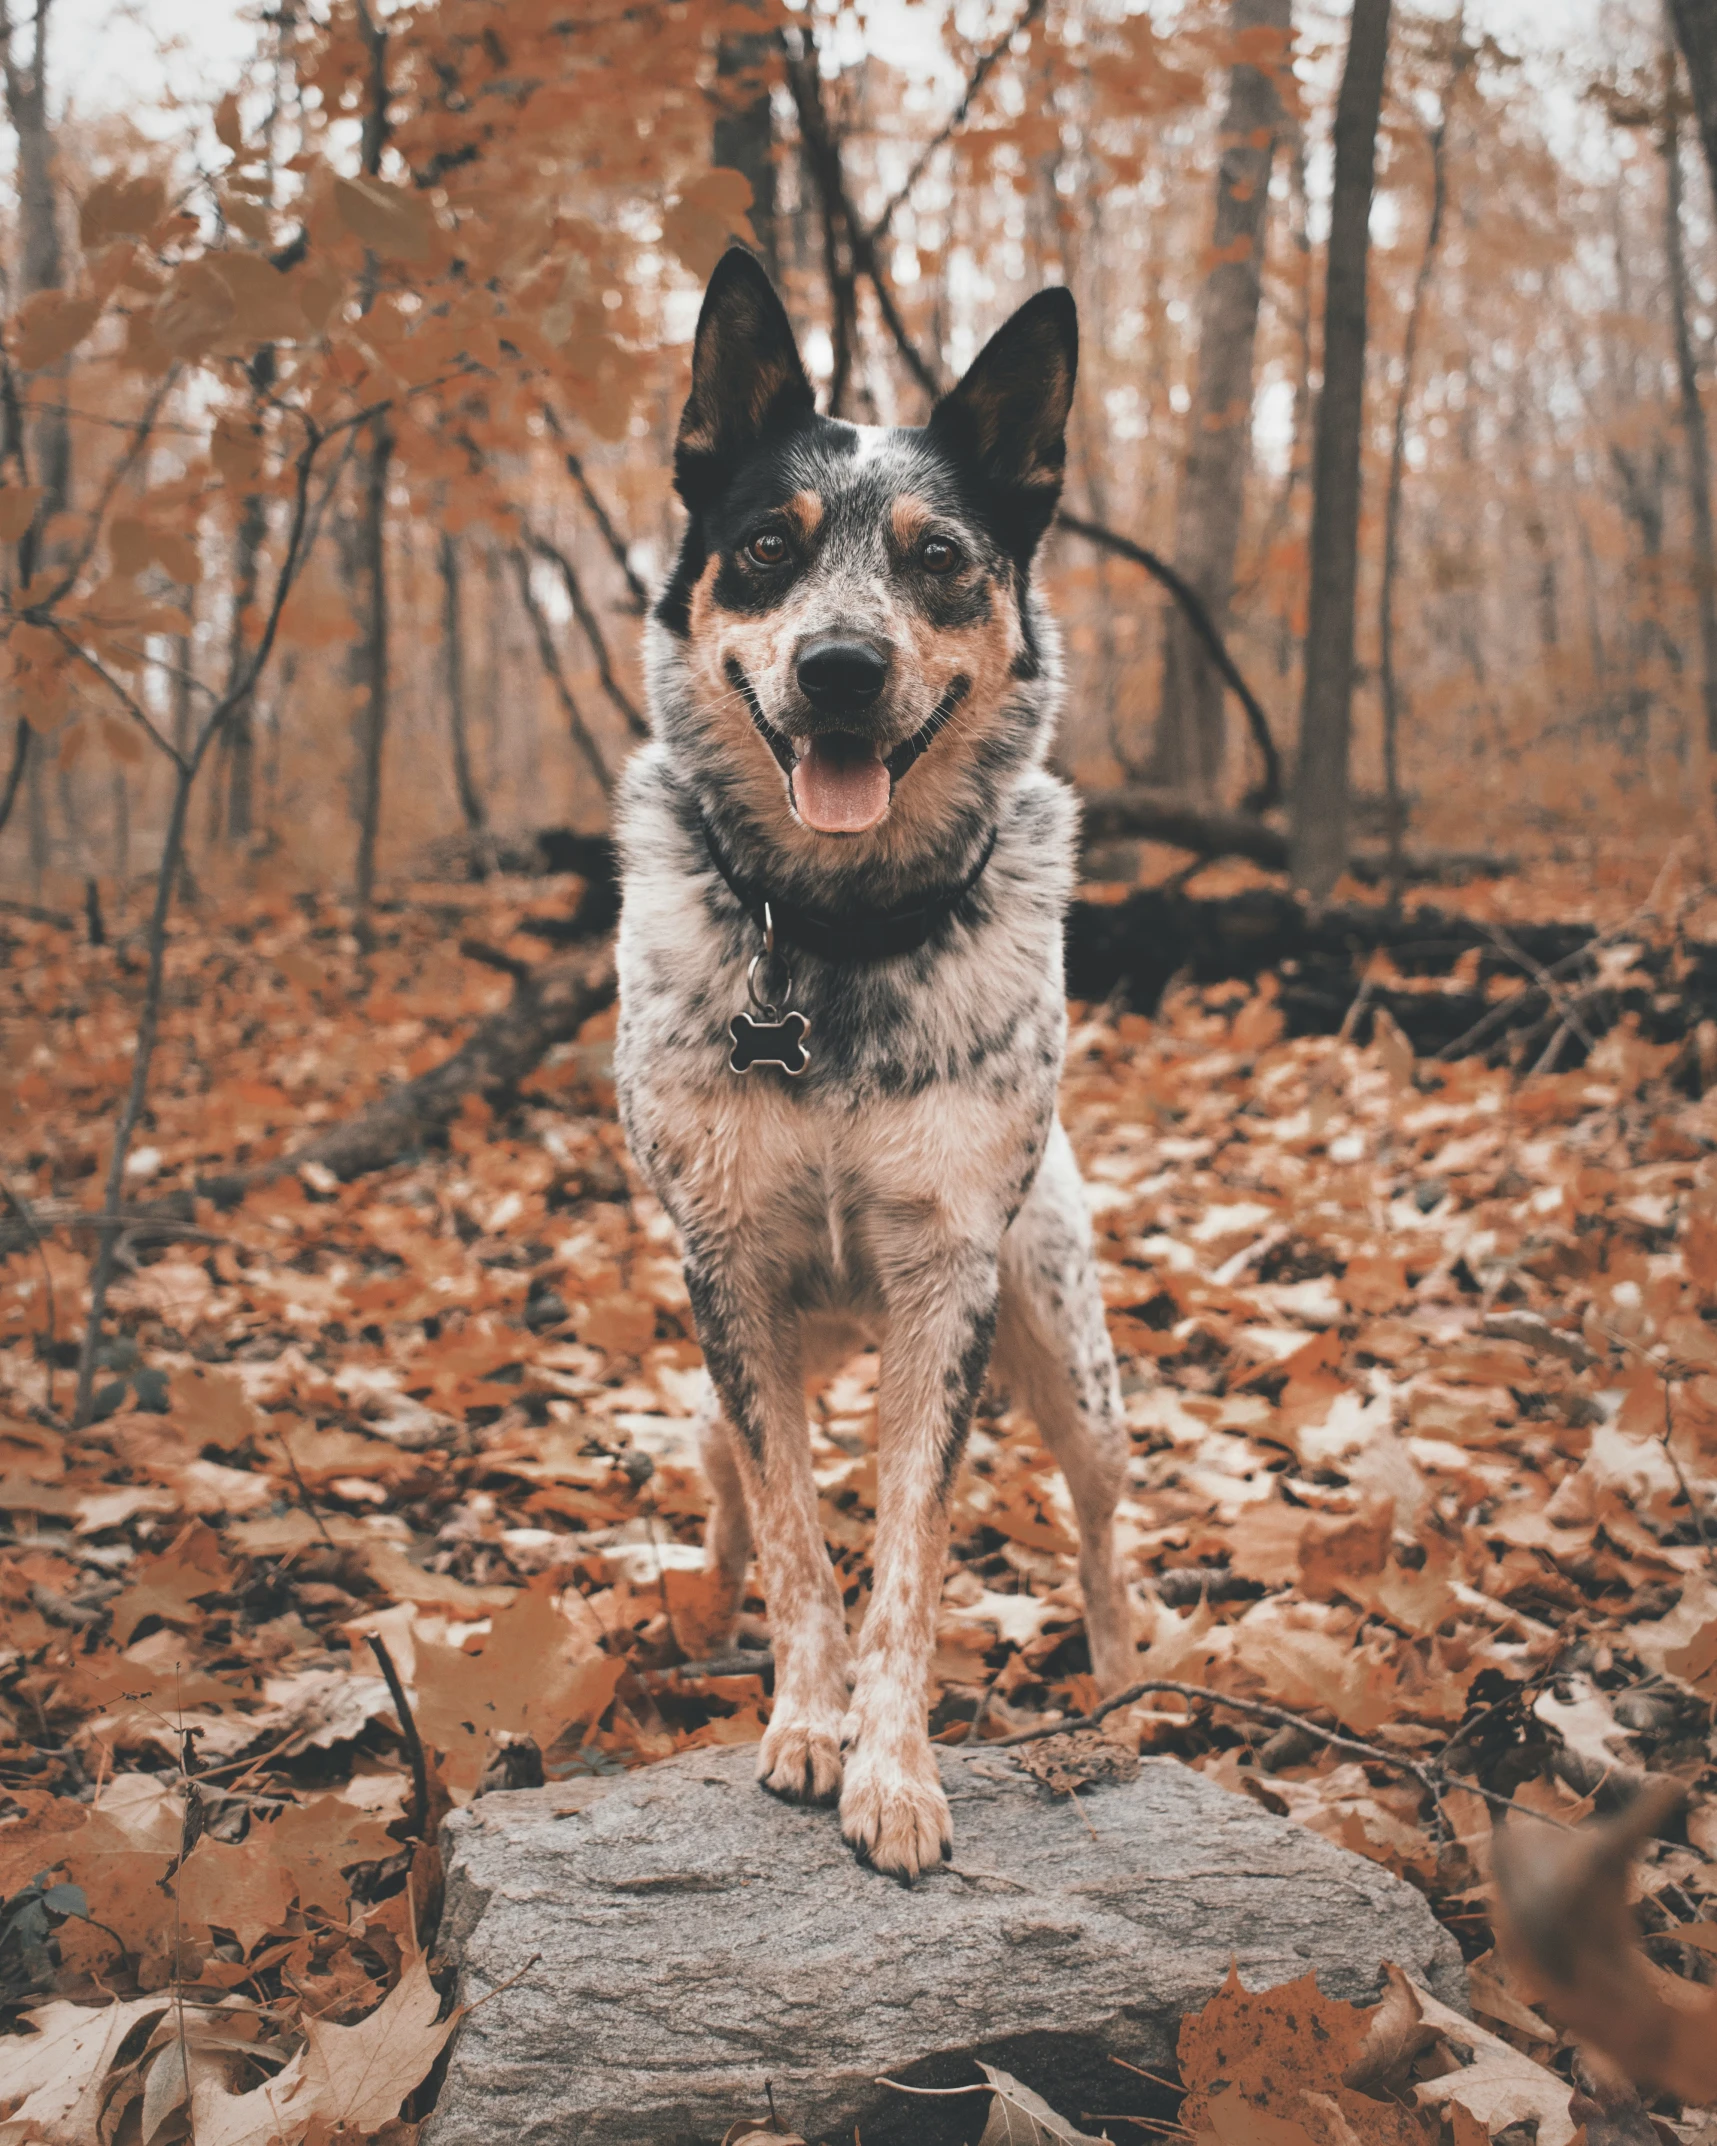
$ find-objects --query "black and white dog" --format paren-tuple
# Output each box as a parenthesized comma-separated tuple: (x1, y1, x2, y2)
(614, 249, 1135, 1879)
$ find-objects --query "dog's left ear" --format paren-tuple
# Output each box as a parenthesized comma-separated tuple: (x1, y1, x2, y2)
(675, 248, 816, 510)
(928, 287, 1077, 558)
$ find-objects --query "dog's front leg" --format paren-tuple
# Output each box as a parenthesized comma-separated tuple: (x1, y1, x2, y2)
(683, 1249, 852, 1803)
(840, 1243, 998, 1880)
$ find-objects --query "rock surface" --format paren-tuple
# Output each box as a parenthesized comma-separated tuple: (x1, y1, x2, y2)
(426, 1744, 1466, 2146)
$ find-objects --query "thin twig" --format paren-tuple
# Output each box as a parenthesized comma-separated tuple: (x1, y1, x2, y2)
(524, 526, 647, 736)
(370, 1634, 430, 1841)
(463, 1951, 542, 2013)
(865, 0, 1047, 247)
(538, 406, 651, 611)
(640, 1649, 774, 1684)
(70, 414, 343, 1423)
(0, 716, 29, 842)
(25, 367, 179, 616)
(985, 1677, 1563, 1825)
(50, 627, 183, 764)
(1662, 1381, 1716, 1566)
(511, 546, 615, 794)
(1056, 514, 1284, 811)
(274, 1423, 337, 1551)
(1478, 919, 1597, 1052)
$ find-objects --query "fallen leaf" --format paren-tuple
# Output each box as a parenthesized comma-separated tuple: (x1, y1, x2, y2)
(1494, 1777, 1717, 2101)
(1406, 1982, 1581, 2146)
(0, 1995, 165, 2140)
(975, 2062, 1107, 2144)
(172, 1834, 295, 1950)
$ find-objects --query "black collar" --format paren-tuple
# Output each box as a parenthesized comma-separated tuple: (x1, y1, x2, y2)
(697, 811, 1000, 965)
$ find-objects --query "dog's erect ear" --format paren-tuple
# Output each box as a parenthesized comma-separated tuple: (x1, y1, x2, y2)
(928, 287, 1077, 557)
(675, 248, 815, 508)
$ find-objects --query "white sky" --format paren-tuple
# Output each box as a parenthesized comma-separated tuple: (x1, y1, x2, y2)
(44, 0, 1606, 131)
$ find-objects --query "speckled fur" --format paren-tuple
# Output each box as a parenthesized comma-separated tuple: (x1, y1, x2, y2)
(614, 252, 1136, 1879)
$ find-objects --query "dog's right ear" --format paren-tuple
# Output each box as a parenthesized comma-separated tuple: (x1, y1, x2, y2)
(675, 249, 815, 511)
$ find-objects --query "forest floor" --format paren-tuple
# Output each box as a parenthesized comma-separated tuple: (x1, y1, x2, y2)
(1, 847, 1716, 2144)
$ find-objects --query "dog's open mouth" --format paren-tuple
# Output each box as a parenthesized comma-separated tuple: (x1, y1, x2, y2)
(724, 659, 973, 837)
(790, 733, 891, 835)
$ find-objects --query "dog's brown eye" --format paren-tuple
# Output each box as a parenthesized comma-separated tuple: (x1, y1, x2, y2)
(920, 536, 960, 575)
(747, 530, 789, 566)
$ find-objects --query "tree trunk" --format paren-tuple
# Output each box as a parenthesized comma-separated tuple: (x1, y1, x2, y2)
(440, 529, 488, 852)
(352, 411, 392, 924)
(1379, 27, 1463, 908)
(1, 0, 64, 877)
(1147, 0, 1291, 799)
(714, 5, 778, 278)
(1, 0, 69, 547)
(352, 0, 390, 938)
(111, 766, 129, 889)
(1289, 0, 1393, 900)
(223, 483, 268, 844)
(1669, 0, 1717, 206)
(1664, 32, 1717, 759)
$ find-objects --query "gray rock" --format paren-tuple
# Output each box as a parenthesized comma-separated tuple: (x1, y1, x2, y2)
(427, 1745, 1466, 2146)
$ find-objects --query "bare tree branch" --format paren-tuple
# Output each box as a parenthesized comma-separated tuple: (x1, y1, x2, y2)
(525, 526, 647, 736)
(0, 716, 28, 840)
(511, 546, 616, 796)
(1057, 513, 1284, 812)
(781, 36, 861, 413)
(538, 403, 651, 612)
(865, 0, 1047, 249)
(71, 416, 342, 1425)
(29, 367, 179, 615)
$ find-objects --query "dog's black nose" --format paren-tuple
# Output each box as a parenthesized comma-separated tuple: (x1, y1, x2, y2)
(796, 637, 889, 713)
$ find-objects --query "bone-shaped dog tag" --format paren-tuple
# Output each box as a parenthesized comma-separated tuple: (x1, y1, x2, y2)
(729, 1009, 811, 1076)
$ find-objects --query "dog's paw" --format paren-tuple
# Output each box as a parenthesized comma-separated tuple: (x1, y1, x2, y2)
(757, 1710, 844, 1803)
(838, 1737, 952, 1882)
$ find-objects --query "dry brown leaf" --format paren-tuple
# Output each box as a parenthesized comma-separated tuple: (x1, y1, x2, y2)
(974, 2062, 1107, 2144)
(1494, 1777, 1717, 2101)
(1175, 1964, 1441, 2146)
(256, 1793, 400, 1917)
(1405, 1978, 1583, 2146)
(299, 1950, 458, 2123)
(334, 174, 435, 261)
(172, 1833, 296, 1950)
(409, 1574, 624, 1786)
(0, 1995, 165, 2141)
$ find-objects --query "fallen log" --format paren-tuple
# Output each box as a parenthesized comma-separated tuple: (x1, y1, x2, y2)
(429, 807, 1513, 894)
(1078, 786, 1517, 886)
(1079, 787, 1288, 870)
(277, 940, 616, 1183)
(1064, 883, 1717, 1067)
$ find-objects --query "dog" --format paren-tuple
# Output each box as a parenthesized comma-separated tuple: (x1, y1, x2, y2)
(614, 248, 1136, 1879)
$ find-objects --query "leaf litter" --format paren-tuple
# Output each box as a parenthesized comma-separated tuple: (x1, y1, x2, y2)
(2, 864, 1717, 2139)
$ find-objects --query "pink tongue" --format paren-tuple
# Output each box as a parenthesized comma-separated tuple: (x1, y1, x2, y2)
(791, 738, 891, 834)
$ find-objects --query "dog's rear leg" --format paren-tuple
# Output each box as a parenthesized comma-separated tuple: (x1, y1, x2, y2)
(684, 1253, 851, 1804)
(694, 1380, 752, 1651)
(994, 1119, 1137, 1694)
(839, 1238, 999, 1881)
